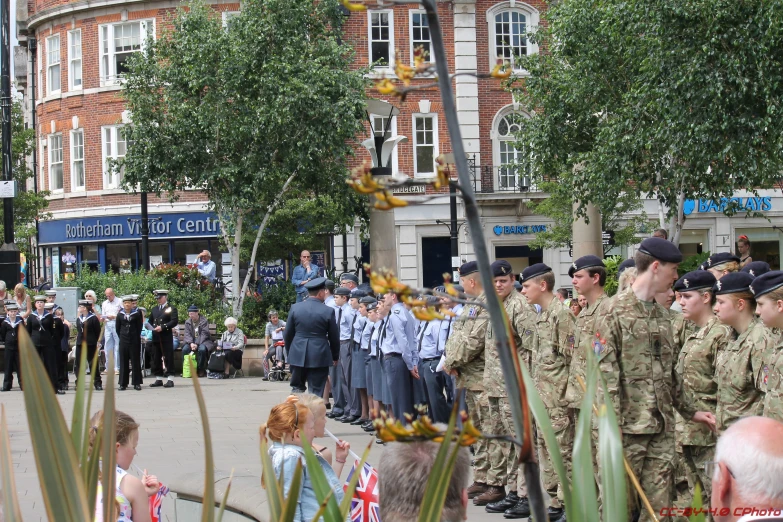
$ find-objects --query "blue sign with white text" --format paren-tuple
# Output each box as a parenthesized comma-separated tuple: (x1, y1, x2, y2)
(493, 225, 547, 236)
(683, 197, 772, 216)
(38, 212, 220, 245)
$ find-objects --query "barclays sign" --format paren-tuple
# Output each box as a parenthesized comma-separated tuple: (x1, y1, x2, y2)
(493, 224, 547, 236)
(683, 197, 772, 215)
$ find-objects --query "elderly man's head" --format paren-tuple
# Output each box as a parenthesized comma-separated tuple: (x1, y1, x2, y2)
(105, 288, 115, 300)
(712, 416, 783, 521)
(379, 440, 470, 522)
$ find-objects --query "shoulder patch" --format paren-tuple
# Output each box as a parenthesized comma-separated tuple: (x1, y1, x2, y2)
(593, 334, 605, 355)
(393, 309, 400, 314)
(468, 307, 477, 318)
(567, 334, 575, 350)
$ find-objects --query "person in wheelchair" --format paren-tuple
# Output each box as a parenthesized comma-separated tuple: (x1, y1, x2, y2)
(263, 310, 287, 381)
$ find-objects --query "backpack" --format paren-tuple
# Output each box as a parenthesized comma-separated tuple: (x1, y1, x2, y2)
(207, 350, 226, 372)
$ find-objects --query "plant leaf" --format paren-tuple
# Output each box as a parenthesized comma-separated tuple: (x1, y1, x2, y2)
(279, 462, 303, 522)
(301, 435, 343, 521)
(418, 401, 460, 522)
(191, 366, 216, 522)
(259, 436, 285, 520)
(571, 354, 599, 522)
(689, 483, 706, 522)
(0, 405, 24, 522)
(81, 346, 100, 477)
(597, 381, 628, 522)
(71, 342, 89, 461)
(216, 469, 235, 522)
(102, 350, 117, 522)
(520, 362, 574, 521)
(18, 328, 91, 520)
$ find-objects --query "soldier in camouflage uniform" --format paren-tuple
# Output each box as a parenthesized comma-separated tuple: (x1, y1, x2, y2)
(592, 237, 682, 522)
(442, 261, 491, 499)
(750, 272, 783, 422)
(480, 260, 537, 518)
(713, 272, 774, 431)
(520, 263, 576, 522)
(671, 271, 732, 509)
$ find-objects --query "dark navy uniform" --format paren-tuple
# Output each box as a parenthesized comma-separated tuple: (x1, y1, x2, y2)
(150, 290, 178, 384)
(75, 300, 103, 389)
(27, 299, 57, 391)
(1, 310, 23, 391)
(117, 298, 143, 389)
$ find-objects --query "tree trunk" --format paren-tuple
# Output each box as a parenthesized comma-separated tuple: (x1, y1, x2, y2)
(669, 191, 686, 247)
(231, 213, 243, 317)
(235, 171, 298, 316)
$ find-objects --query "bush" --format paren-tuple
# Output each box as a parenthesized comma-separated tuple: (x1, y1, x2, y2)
(603, 255, 623, 297)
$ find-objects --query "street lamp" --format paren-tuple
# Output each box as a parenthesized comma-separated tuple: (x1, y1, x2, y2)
(361, 99, 406, 273)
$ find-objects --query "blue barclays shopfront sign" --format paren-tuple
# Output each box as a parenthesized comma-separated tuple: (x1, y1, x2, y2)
(493, 224, 547, 236)
(39, 212, 220, 245)
(683, 197, 772, 216)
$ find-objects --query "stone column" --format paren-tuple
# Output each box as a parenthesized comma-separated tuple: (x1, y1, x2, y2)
(572, 201, 603, 259)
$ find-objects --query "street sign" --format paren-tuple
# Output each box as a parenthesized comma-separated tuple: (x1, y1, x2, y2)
(0, 180, 16, 198)
(602, 230, 615, 247)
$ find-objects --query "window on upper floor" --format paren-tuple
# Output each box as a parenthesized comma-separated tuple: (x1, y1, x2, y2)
(493, 109, 533, 191)
(48, 134, 63, 191)
(413, 114, 437, 177)
(71, 129, 85, 191)
(99, 20, 154, 86)
(222, 11, 240, 29)
(102, 125, 126, 189)
(368, 11, 393, 69)
(68, 30, 82, 91)
(487, 2, 539, 72)
(409, 10, 432, 65)
(46, 35, 61, 95)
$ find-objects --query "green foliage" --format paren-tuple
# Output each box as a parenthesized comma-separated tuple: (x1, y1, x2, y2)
(238, 281, 297, 336)
(512, 0, 783, 225)
(0, 98, 50, 263)
(603, 256, 623, 297)
(678, 251, 710, 277)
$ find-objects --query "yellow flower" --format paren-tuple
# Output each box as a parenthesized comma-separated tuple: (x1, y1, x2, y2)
(375, 78, 398, 95)
(491, 60, 512, 79)
(340, 0, 366, 11)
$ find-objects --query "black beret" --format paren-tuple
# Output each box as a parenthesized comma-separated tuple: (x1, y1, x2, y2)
(340, 273, 359, 284)
(459, 261, 478, 277)
(305, 277, 328, 291)
(324, 279, 335, 291)
(359, 296, 377, 305)
(750, 271, 783, 299)
(705, 252, 741, 270)
(521, 263, 553, 282)
(637, 237, 683, 264)
(187, 305, 199, 312)
(674, 271, 716, 293)
(713, 272, 754, 295)
(351, 289, 368, 298)
(741, 261, 771, 278)
(491, 260, 514, 277)
(453, 284, 464, 293)
(568, 255, 605, 278)
(617, 258, 636, 276)
(425, 295, 440, 306)
(334, 287, 351, 296)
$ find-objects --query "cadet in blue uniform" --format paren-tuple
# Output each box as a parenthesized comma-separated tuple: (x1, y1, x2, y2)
(417, 296, 451, 423)
(1, 303, 24, 391)
(348, 288, 369, 425)
(118, 295, 144, 390)
(381, 291, 418, 421)
(149, 289, 178, 388)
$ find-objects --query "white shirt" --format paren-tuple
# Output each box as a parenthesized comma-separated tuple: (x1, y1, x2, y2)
(101, 297, 122, 321)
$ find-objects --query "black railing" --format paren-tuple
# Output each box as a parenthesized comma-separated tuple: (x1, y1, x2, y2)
(467, 156, 540, 194)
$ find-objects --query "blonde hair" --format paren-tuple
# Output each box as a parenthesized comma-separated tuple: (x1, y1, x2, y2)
(14, 283, 25, 298)
(723, 291, 756, 313)
(764, 287, 783, 303)
(87, 410, 140, 479)
(618, 267, 638, 292)
(287, 393, 325, 413)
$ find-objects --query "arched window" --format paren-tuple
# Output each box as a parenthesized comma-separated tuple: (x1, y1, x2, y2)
(486, 2, 540, 72)
(492, 109, 532, 192)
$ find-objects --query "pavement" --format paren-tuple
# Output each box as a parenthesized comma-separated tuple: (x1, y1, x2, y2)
(1, 375, 514, 521)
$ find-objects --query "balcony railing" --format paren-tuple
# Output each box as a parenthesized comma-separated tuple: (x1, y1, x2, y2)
(466, 156, 542, 194)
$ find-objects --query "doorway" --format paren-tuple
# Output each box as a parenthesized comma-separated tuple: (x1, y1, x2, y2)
(421, 237, 452, 288)
(495, 245, 543, 277)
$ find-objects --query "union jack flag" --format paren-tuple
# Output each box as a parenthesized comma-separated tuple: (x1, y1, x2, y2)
(149, 482, 170, 522)
(344, 462, 381, 522)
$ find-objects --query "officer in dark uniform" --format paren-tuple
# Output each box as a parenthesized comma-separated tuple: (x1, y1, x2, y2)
(117, 295, 144, 391)
(149, 289, 178, 388)
(28, 295, 58, 392)
(74, 299, 103, 390)
(1, 303, 24, 391)
(46, 302, 67, 393)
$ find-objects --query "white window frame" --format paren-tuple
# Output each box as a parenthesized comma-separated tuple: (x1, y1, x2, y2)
(369, 114, 399, 174)
(48, 134, 64, 192)
(412, 113, 438, 178)
(37, 43, 43, 99)
(46, 35, 61, 95)
(491, 106, 533, 191)
(102, 125, 126, 189)
(409, 10, 433, 66)
(70, 129, 85, 192)
(367, 10, 394, 70)
(99, 20, 155, 86)
(486, 2, 540, 73)
(222, 11, 240, 28)
(68, 29, 82, 91)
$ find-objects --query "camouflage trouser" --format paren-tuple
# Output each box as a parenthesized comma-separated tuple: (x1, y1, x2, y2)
(466, 389, 490, 484)
(486, 396, 527, 495)
(621, 431, 675, 522)
(672, 450, 691, 522)
(537, 409, 573, 509)
(682, 445, 714, 510)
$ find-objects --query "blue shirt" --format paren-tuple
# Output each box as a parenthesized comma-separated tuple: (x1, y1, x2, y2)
(361, 319, 374, 350)
(196, 260, 216, 282)
(381, 303, 416, 369)
(352, 312, 366, 344)
(338, 303, 354, 341)
(416, 319, 442, 359)
(291, 264, 320, 295)
(370, 319, 384, 356)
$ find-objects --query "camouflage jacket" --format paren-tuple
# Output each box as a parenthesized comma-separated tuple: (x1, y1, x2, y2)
(715, 318, 773, 431)
(763, 337, 783, 422)
(532, 295, 576, 418)
(674, 317, 731, 446)
(443, 293, 487, 391)
(592, 288, 677, 435)
(565, 293, 609, 409)
(671, 312, 698, 357)
(483, 291, 530, 397)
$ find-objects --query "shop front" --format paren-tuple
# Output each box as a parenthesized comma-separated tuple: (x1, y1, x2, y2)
(38, 212, 222, 282)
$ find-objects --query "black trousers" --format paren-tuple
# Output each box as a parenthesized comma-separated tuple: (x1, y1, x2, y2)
(35, 344, 57, 391)
(289, 365, 330, 398)
(74, 344, 102, 387)
(3, 348, 21, 389)
(56, 349, 69, 390)
(119, 339, 143, 387)
(151, 337, 174, 378)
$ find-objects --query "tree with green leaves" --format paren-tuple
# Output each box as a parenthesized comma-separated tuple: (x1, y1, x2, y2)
(0, 97, 50, 263)
(119, 0, 368, 316)
(513, 0, 783, 246)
